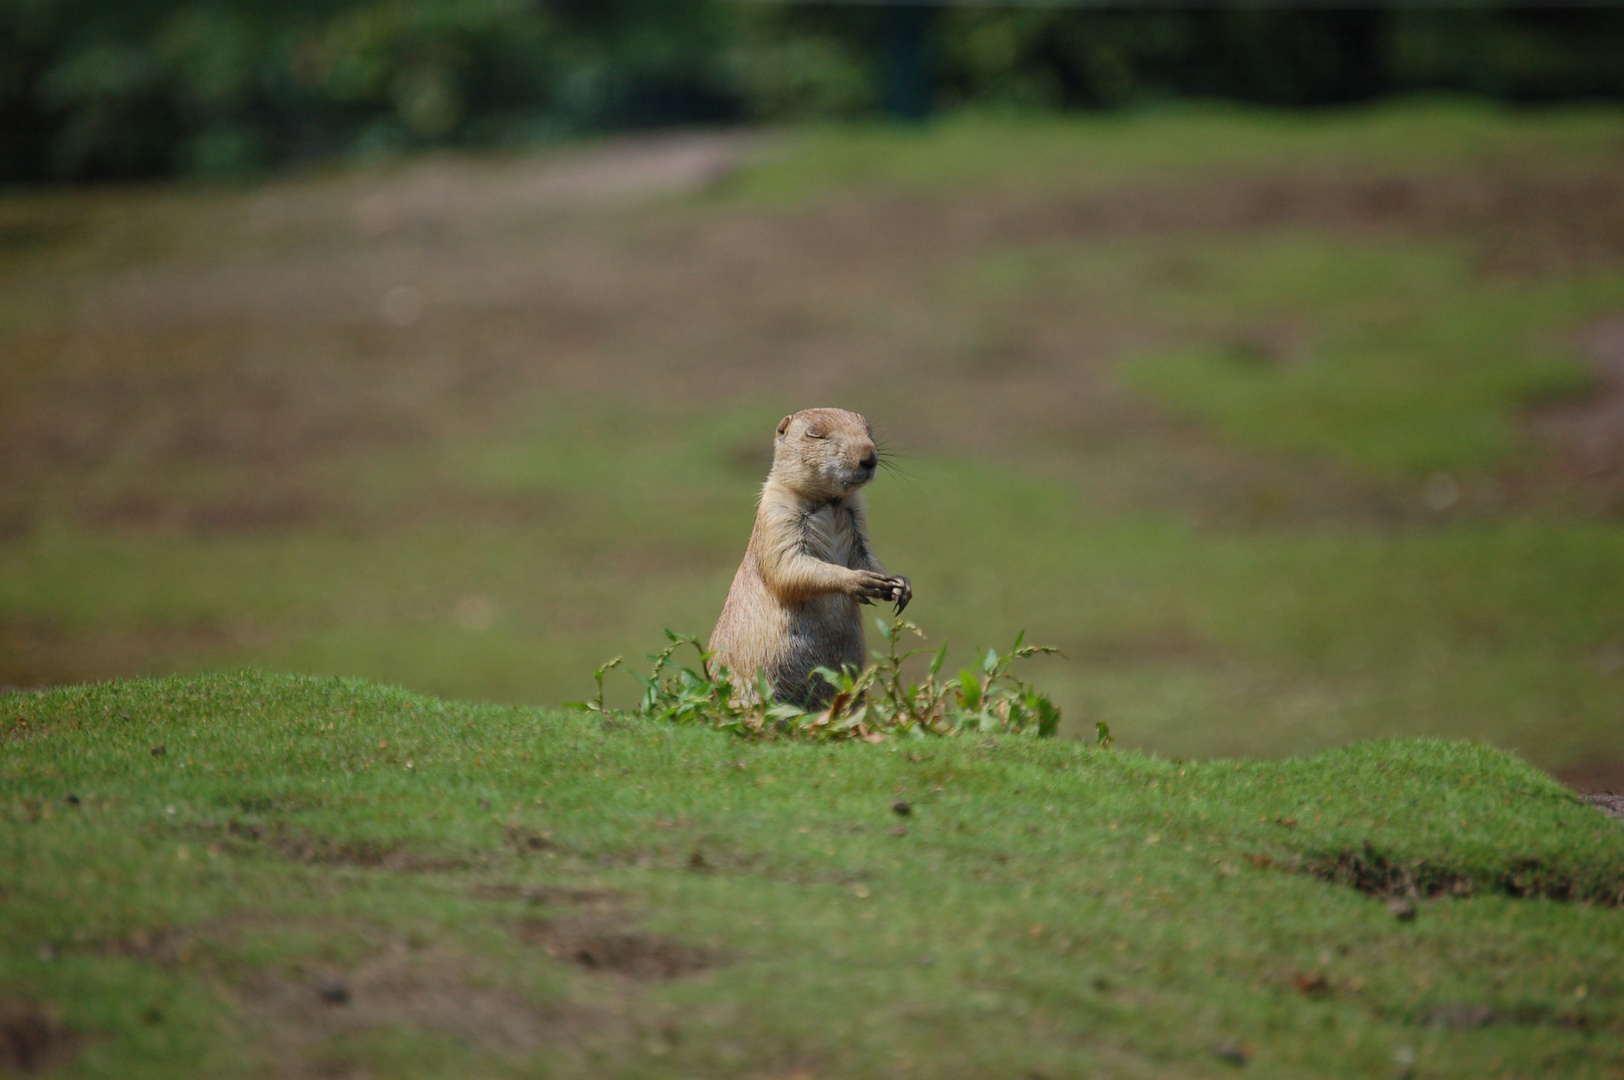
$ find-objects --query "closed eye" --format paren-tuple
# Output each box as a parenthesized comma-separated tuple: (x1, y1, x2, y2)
(805, 430, 825, 439)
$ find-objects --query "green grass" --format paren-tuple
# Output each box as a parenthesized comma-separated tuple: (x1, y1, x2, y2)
(731, 98, 1624, 204)
(7, 438, 1622, 768)
(3, 100, 1623, 782)
(1097, 236, 1620, 477)
(4, 671, 1622, 1078)
(954, 229, 1623, 477)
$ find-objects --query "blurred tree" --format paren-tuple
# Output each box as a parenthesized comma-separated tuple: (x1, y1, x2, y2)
(3, 1, 1624, 183)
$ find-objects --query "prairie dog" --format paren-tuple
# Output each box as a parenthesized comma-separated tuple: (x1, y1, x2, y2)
(708, 408, 911, 706)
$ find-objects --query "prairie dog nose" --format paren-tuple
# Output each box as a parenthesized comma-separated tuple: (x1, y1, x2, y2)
(859, 448, 878, 470)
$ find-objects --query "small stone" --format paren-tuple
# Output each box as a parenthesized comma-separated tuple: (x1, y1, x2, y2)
(1391, 1045, 1417, 1079)
(150, 745, 165, 757)
(316, 978, 349, 1005)
(63, 793, 80, 806)
(479, 799, 491, 811)
(891, 801, 911, 816)
(1386, 897, 1417, 922)
(1212, 1040, 1248, 1066)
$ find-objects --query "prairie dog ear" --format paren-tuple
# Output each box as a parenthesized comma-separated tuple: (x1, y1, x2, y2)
(776, 415, 794, 438)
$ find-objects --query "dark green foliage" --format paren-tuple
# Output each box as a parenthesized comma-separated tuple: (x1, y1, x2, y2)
(5, 3, 1624, 180)
(0, 0, 737, 180)
(930, 7, 1624, 112)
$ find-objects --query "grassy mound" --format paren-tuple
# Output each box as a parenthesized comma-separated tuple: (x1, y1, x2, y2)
(3, 671, 1622, 1078)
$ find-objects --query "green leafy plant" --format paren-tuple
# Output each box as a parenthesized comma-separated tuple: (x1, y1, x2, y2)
(572, 618, 1075, 743)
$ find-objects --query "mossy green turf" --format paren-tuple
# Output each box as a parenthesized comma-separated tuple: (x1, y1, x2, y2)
(5, 672, 1622, 1078)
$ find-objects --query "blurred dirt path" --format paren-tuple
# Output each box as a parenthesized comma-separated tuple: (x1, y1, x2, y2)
(256, 130, 760, 239)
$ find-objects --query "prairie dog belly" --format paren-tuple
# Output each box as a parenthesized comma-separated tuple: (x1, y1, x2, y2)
(801, 502, 859, 566)
(778, 593, 865, 701)
(771, 504, 865, 700)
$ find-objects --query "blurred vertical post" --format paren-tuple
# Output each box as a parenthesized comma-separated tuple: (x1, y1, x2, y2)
(881, 2, 936, 121)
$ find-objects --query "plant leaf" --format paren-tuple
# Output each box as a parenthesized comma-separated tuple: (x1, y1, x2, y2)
(959, 669, 983, 710)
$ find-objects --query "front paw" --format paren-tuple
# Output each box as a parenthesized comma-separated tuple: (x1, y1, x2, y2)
(853, 570, 896, 603)
(889, 575, 912, 615)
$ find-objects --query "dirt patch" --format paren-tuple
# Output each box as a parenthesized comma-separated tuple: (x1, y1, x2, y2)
(1582, 794, 1624, 822)
(516, 916, 722, 981)
(239, 939, 611, 1073)
(222, 820, 472, 872)
(469, 883, 621, 906)
(1304, 843, 1624, 905)
(504, 825, 559, 855)
(989, 164, 1624, 274)
(100, 925, 191, 964)
(0, 998, 78, 1075)
(231, 131, 757, 251)
(97, 913, 317, 967)
(94, 917, 632, 1072)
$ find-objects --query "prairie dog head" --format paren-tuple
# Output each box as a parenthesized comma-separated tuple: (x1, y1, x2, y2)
(771, 408, 879, 500)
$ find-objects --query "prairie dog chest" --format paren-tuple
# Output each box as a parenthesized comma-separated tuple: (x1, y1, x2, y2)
(799, 500, 859, 566)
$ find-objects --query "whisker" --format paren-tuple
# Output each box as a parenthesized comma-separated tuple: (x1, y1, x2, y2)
(873, 439, 916, 483)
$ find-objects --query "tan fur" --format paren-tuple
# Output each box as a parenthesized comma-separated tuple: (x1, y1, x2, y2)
(708, 408, 911, 707)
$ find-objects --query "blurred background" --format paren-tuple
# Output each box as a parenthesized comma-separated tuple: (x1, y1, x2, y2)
(2, 2, 1622, 783)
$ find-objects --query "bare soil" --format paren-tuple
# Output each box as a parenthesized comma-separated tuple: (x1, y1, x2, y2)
(515, 915, 724, 981)
(1584, 794, 1624, 822)
(238, 939, 609, 1076)
(1305, 844, 1623, 903)
(0, 997, 77, 1076)
(468, 883, 622, 906)
(97, 912, 667, 1074)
